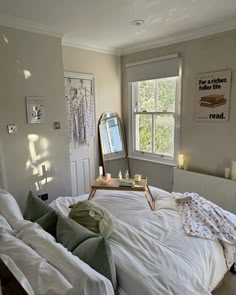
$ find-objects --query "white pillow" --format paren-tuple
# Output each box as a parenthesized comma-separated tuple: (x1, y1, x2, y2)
(149, 186, 171, 200)
(16, 222, 114, 295)
(0, 214, 16, 235)
(0, 188, 23, 227)
(0, 253, 35, 295)
(0, 230, 73, 295)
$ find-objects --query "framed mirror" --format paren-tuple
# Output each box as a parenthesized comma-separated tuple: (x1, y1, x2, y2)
(99, 112, 130, 177)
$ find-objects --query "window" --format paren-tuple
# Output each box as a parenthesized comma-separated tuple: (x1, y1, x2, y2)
(127, 54, 181, 165)
(130, 76, 179, 164)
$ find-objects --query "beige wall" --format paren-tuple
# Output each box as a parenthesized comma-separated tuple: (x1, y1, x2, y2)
(122, 30, 236, 191)
(0, 26, 71, 208)
(62, 46, 121, 170)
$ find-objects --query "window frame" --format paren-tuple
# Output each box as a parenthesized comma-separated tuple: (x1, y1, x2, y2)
(128, 75, 181, 166)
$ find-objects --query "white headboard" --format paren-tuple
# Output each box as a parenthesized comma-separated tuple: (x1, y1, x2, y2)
(173, 167, 236, 214)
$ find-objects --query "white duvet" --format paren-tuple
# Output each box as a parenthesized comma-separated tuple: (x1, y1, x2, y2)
(50, 187, 230, 295)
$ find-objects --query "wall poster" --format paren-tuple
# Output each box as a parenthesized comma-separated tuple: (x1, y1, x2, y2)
(195, 70, 231, 121)
(26, 96, 46, 124)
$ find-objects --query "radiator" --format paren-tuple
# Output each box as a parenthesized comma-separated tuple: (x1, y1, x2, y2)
(173, 168, 236, 214)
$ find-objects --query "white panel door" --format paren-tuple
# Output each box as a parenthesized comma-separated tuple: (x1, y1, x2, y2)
(64, 72, 96, 196)
(69, 140, 95, 196)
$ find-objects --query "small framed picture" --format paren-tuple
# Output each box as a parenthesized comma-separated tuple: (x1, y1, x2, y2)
(26, 96, 46, 124)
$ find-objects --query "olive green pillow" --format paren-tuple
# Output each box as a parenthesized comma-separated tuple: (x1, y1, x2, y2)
(73, 236, 117, 290)
(24, 191, 53, 222)
(36, 210, 58, 238)
(56, 214, 97, 251)
(68, 201, 113, 238)
(56, 214, 117, 290)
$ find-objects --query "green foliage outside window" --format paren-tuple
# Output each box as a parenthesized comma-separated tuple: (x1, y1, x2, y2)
(135, 77, 176, 156)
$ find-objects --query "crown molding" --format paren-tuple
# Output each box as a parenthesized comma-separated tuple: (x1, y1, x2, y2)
(121, 18, 236, 55)
(1, 14, 235, 56)
(0, 15, 63, 38)
(62, 39, 122, 56)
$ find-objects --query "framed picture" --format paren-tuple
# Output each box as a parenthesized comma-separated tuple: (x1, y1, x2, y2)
(195, 70, 231, 122)
(26, 96, 46, 124)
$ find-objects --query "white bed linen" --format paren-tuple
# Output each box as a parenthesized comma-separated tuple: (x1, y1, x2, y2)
(0, 188, 23, 227)
(0, 253, 35, 295)
(51, 187, 229, 295)
(0, 230, 73, 295)
(16, 221, 114, 295)
(0, 214, 16, 235)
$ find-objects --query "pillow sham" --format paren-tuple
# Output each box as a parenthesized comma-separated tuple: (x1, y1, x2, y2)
(73, 236, 117, 290)
(0, 188, 23, 227)
(56, 214, 97, 251)
(56, 214, 117, 290)
(68, 200, 113, 238)
(24, 191, 53, 222)
(36, 210, 58, 238)
(0, 230, 73, 295)
(17, 224, 114, 295)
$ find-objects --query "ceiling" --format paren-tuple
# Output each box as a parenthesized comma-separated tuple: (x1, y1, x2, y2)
(0, 0, 236, 55)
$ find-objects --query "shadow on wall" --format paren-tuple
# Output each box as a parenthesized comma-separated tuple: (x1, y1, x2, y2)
(26, 134, 54, 192)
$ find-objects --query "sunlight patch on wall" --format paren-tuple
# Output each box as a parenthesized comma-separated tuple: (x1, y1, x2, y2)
(26, 134, 53, 191)
(2, 35, 9, 44)
(23, 70, 32, 80)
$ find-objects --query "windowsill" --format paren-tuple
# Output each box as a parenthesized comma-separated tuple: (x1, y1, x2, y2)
(128, 155, 177, 167)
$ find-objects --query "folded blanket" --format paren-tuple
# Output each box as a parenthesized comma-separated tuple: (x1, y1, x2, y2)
(173, 192, 236, 268)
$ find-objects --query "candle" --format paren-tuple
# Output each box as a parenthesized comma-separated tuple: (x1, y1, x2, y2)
(178, 154, 184, 169)
(231, 161, 236, 180)
(99, 166, 103, 177)
(225, 168, 230, 179)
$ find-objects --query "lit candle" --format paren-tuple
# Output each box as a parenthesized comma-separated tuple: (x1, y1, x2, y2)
(178, 154, 184, 169)
(99, 166, 103, 177)
(225, 168, 230, 179)
(231, 161, 236, 180)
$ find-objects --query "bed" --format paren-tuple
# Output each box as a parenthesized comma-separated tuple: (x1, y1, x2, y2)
(50, 186, 236, 295)
(0, 183, 235, 294)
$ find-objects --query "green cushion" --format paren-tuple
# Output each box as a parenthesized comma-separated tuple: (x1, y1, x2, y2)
(56, 214, 97, 251)
(56, 213, 117, 290)
(24, 191, 53, 222)
(68, 201, 113, 238)
(73, 237, 117, 290)
(36, 210, 58, 238)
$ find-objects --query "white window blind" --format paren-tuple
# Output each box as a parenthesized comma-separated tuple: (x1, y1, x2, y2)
(126, 54, 180, 82)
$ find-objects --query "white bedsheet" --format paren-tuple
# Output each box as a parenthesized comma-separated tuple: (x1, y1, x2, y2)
(50, 187, 229, 295)
(16, 220, 114, 295)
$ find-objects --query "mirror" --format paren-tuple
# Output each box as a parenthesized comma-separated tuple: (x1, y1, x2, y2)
(99, 112, 130, 177)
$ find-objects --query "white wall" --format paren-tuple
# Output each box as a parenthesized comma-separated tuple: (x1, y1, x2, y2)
(62, 46, 121, 172)
(122, 30, 236, 191)
(0, 26, 71, 208)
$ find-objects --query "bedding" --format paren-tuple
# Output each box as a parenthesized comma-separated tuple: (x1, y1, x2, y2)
(0, 192, 115, 295)
(50, 186, 233, 295)
(0, 253, 35, 295)
(57, 214, 117, 289)
(0, 214, 16, 235)
(0, 188, 24, 227)
(16, 220, 114, 295)
(0, 229, 73, 295)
